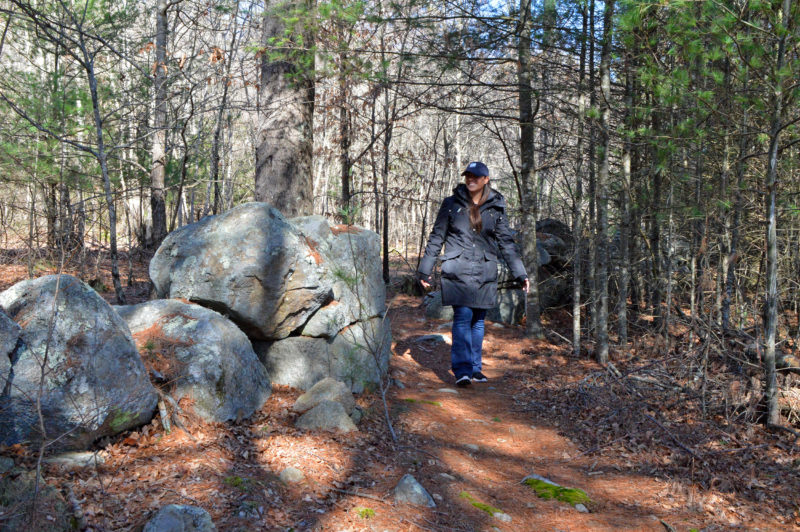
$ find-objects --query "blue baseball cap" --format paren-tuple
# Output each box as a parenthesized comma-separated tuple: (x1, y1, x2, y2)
(461, 161, 489, 177)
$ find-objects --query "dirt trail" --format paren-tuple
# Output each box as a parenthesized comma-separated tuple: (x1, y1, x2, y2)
(380, 294, 689, 531)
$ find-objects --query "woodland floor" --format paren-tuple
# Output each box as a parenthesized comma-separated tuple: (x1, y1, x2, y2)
(2, 250, 800, 531)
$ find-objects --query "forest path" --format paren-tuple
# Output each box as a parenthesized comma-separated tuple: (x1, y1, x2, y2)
(384, 293, 706, 532)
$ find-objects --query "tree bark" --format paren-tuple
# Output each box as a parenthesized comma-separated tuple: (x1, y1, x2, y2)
(595, 0, 614, 363)
(518, 0, 543, 338)
(255, 0, 315, 218)
(149, 0, 168, 247)
(763, 0, 791, 427)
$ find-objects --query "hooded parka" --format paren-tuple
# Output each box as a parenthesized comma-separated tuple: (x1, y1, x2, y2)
(418, 184, 527, 309)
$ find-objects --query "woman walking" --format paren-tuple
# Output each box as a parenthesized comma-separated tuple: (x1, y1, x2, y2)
(418, 161, 529, 386)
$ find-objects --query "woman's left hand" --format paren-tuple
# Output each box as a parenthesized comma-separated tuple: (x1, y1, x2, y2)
(522, 278, 530, 293)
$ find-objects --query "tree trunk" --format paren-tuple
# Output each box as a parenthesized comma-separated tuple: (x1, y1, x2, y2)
(85, 54, 126, 304)
(255, 0, 315, 218)
(150, 0, 168, 247)
(518, 0, 543, 338)
(618, 49, 633, 348)
(573, 0, 588, 357)
(595, 0, 614, 363)
(763, 0, 791, 427)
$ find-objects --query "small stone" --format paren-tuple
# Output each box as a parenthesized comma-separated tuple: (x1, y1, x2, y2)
(416, 334, 448, 345)
(438, 473, 456, 481)
(575, 503, 589, 513)
(44, 451, 105, 469)
(292, 377, 355, 414)
(279, 467, 305, 484)
(393, 474, 436, 507)
(295, 400, 358, 433)
(433, 493, 443, 501)
(143, 504, 216, 532)
(491, 323, 505, 329)
(436, 388, 458, 394)
(493, 512, 512, 523)
(464, 443, 480, 452)
(392, 379, 406, 389)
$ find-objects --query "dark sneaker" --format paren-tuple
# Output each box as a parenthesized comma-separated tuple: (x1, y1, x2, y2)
(455, 375, 472, 387)
(472, 371, 488, 383)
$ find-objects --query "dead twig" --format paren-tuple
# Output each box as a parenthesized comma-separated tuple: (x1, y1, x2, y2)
(644, 414, 700, 459)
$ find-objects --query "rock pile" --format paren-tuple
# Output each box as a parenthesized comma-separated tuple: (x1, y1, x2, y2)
(0, 202, 389, 451)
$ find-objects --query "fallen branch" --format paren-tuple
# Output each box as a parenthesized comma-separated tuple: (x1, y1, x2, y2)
(330, 487, 386, 503)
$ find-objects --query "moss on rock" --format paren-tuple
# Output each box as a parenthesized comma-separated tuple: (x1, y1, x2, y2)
(523, 477, 591, 506)
(459, 490, 503, 516)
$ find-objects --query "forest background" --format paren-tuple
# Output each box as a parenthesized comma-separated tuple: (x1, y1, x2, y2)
(2, 0, 800, 432)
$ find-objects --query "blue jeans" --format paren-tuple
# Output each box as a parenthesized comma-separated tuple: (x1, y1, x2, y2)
(451, 306, 487, 378)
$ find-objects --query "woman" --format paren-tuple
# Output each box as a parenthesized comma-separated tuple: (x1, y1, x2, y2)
(418, 161, 530, 386)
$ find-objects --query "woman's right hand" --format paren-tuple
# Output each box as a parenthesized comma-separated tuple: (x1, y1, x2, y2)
(420, 279, 431, 290)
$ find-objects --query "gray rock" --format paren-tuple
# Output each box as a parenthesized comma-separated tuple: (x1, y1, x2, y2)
(143, 504, 216, 532)
(256, 316, 391, 393)
(522, 473, 559, 486)
(330, 317, 391, 393)
(494, 512, 512, 522)
(393, 474, 435, 507)
(415, 334, 448, 345)
(150, 203, 333, 341)
(350, 406, 364, 425)
(279, 467, 305, 484)
(115, 299, 271, 422)
(437, 388, 458, 394)
(0, 307, 20, 361)
(254, 336, 329, 391)
(0, 456, 14, 474)
(486, 289, 526, 325)
(0, 275, 157, 450)
(423, 291, 453, 321)
(295, 400, 357, 432)
(292, 377, 354, 414)
(292, 216, 386, 338)
(0, 468, 71, 531)
(464, 443, 480, 452)
(575, 503, 589, 513)
(44, 451, 105, 469)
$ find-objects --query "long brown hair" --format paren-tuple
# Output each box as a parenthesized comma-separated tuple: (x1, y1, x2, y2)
(469, 185, 490, 232)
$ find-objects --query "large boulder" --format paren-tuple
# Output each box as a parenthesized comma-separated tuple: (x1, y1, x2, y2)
(291, 216, 386, 338)
(0, 308, 20, 363)
(150, 203, 334, 340)
(115, 300, 271, 422)
(255, 316, 391, 393)
(0, 275, 157, 450)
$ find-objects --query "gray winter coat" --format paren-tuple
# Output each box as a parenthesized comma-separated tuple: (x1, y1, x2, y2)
(418, 184, 527, 309)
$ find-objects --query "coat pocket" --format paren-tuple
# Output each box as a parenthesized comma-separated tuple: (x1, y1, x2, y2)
(482, 249, 499, 283)
(440, 249, 463, 279)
